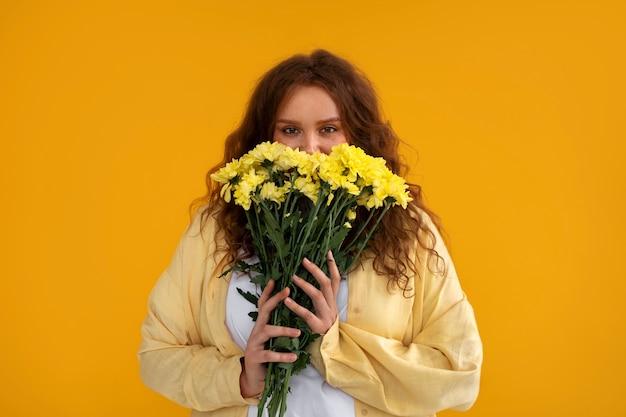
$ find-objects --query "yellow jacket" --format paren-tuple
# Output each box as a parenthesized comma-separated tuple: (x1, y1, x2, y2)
(138, 213, 482, 417)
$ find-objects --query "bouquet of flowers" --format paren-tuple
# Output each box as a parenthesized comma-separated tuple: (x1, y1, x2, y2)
(211, 141, 412, 417)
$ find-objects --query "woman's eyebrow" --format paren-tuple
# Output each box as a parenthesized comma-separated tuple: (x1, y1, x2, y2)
(275, 117, 341, 124)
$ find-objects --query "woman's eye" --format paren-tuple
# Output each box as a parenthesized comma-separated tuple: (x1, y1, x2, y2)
(282, 127, 299, 134)
(321, 126, 337, 134)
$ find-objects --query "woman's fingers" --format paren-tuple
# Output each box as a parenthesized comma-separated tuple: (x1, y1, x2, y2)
(283, 291, 318, 327)
(303, 251, 341, 305)
(256, 280, 288, 322)
(246, 321, 300, 366)
(247, 280, 300, 361)
(325, 250, 341, 297)
(286, 252, 341, 334)
(285, 281, 334, 334)
(252, 281, 298, 342)
(241, 278, 306, 397)
(251, 253, 342, 352)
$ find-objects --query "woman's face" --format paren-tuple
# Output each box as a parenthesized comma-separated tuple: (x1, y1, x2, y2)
(273, 85, 348, 154)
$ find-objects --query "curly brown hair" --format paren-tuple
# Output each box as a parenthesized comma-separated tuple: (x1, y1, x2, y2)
(192, 49, 445, 292)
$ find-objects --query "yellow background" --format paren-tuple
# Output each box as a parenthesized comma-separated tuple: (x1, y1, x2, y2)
(1, 1, 624, 416)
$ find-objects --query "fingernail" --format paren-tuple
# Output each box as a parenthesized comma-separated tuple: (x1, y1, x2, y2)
(285, 297, 293, 305)
(303, 257, 311, 264)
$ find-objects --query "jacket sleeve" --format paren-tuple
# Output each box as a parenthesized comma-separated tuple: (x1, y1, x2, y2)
(137, 218, 255, 412)
(307, 226, 482, 416)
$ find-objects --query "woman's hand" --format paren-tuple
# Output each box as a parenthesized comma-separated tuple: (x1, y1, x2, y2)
(285, 251, 341, 335)
(240, 279, 301, 398)
(239, 251, 341, 397)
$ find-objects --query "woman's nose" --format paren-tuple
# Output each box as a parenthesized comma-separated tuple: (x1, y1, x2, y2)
(301, 133, 321, 154)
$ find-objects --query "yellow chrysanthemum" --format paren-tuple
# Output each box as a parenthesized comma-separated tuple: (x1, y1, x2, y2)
(259, 182, 287, 204)
(216, 141, 411, 212)
(242, 168, 269, 189)
(318, 157, 345, 190)
(299, 152, 326, 178)
(240, 153, 261, 171)
(250, 141, 285, 164)
(338, 177, 360, 196)
(274, 146, 308, 172)
(210, 158, 243, 184)
(358, 168, 412, 209)
(292, 176, 320, 203)
(383, 173, 412, 208)
(233, 180, 253, 210)
(231, 168, 270, 210)
(359, 192, 384, 209)
(220, 183, 233, 203)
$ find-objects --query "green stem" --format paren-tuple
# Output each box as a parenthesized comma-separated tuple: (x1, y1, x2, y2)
(292, 191, 324, 269)
(279, 368, 292, 417)
(257, 362, 274, 417)
(343, 205, 378, 250)
(252, 204, 268, 269)
(345, 204, 391, 273)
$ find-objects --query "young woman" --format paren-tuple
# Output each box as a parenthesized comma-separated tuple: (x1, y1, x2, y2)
(139, 49, 482, 417)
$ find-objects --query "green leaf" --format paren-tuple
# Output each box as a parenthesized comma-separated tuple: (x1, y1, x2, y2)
(277, 362, 294, 370)
(291, 351, 311, 374)
(272, 336, 298, 352)
(236, 288, 259, 307)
